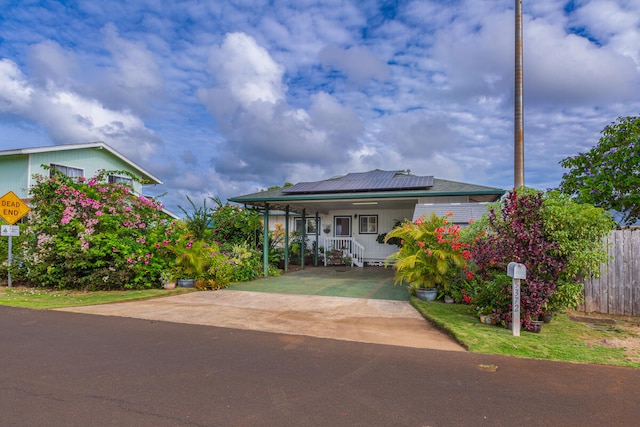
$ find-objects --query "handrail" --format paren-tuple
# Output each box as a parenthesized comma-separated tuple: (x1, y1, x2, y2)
(323, 237, 364, 267)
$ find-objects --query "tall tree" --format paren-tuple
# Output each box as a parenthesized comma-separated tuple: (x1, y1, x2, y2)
(559, 116, 640, 225)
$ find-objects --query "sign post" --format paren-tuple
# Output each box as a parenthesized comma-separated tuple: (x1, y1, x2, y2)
(0, 191, 30, 287)
(507, 262, 527, 337)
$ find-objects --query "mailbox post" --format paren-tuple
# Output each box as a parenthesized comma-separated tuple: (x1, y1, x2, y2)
(507, 262, 527, 337)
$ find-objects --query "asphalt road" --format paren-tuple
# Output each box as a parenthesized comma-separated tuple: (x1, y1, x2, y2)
(2, 305, 639, 426)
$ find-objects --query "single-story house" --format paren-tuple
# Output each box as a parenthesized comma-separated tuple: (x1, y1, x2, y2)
(229, 169, 505, 272)
(0, 141, 163, 204)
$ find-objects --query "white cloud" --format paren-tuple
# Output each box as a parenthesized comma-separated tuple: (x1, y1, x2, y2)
(319, 45, 390, 83)
(0, 57, 160, 163)
(0, 59, 33, 111)
(198, 32, 365, 182)
(206, 32, 285, 107)
(26, 40, 78, 87)
(524, 16, 638, 104)
(1, 0, 640, 214)
(99, 24, 165, 112)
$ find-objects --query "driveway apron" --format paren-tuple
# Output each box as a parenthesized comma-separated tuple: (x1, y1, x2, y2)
(58, 267, 464, 351)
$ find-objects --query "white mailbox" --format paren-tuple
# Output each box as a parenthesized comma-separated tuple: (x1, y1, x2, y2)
(507, 262, 526, 337)
(507, 262, 527, 279)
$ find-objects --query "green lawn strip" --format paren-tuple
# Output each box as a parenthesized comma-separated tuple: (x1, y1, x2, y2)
(411, 297, 640, 369)
(0, 286, 194, 309)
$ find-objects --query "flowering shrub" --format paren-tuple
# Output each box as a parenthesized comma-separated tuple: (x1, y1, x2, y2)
(210, 201, 262, 250)
(22, 169, 173, 290)
(384, 212, 472, 295)
(469, 188, 613, 328)
(470, 189, 564, 327)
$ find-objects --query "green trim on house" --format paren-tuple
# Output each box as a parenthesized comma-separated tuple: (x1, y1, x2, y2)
(230, 178, 505, 205)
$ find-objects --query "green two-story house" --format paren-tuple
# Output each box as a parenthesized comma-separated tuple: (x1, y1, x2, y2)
(0, 141, 162, 201)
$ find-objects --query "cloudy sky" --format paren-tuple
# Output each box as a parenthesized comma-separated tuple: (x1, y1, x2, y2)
(1, 0, 638, 214)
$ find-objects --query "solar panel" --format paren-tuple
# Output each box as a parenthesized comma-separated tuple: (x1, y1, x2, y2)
(283, 170, 434, 194)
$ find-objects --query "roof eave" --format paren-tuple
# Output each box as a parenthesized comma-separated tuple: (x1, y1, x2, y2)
(229, 188, 506, 205)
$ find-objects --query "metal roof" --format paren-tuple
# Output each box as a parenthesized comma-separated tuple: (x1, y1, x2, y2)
(229, 170, 505, 214)
(283, 170, 433, 194)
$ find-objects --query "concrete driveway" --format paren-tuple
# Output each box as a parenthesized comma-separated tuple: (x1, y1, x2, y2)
(58, 288, 465, 351)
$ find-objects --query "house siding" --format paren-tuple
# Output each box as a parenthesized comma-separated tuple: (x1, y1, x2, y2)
(0, 155, 30, 198)
(355, 208, 414, 261)
(28, 148, 144, 194)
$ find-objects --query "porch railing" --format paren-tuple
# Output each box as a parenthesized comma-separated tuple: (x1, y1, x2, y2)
(323, 237, 364, 267)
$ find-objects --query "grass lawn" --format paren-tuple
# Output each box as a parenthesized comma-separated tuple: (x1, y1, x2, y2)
(411, 297, 640, 369)
(1, 285, 639, 368)
(0, 286, 194, 309)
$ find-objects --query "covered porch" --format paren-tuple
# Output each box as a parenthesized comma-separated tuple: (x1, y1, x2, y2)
(228, 170, 505, 276)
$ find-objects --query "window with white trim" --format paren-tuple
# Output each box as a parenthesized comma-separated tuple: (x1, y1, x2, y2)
(359, 215, 378, 234)
(50, 163, 83, 178)
(108, 175, 134, 186)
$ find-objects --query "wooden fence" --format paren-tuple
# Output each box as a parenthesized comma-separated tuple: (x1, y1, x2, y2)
(582, 229, 640, 316)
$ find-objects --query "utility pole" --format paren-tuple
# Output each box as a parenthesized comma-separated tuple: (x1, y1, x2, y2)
(514, 0, 524, 188)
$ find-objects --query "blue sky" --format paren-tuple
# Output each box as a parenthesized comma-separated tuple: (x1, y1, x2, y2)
(1, 0, 639, 214)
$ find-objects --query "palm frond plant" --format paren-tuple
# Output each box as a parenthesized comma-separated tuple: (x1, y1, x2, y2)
(384, 213, 472, 299)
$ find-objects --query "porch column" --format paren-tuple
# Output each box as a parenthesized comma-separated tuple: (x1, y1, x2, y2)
(314, 212, 319, 267)
(263, 203, 269, 277)
(284, 206, 290, 273)
(301, 209, 306, 270)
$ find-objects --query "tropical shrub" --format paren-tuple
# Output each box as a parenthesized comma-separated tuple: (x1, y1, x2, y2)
(473, 274, 513, 320)
(469, 188, 613, 327)
(227, 244, 263, 282)
(22, 169, 172, 290)
(167, 219, 265, 289)
(169, 237, 213, 280)
(545, 281, 584, 314)
(209, 199, 262, 250)
(384, 212, 473, 295)
(178, 196, 212, 240)
(471, 189, 565, 326)
(542, 190, 614, 281)
(288, 229, 310, 265)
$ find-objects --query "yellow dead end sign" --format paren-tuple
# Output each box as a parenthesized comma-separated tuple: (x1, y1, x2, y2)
(0, 191, 30, 225)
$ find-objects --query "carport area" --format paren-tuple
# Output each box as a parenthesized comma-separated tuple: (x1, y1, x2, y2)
(230, 266, 407, 300)
(59, 266, 464, 351)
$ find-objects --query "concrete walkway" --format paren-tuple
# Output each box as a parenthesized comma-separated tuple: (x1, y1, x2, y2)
(58, 290, 465, 351)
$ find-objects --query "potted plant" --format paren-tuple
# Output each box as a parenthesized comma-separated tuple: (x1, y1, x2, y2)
(384, 213, 471, 301)
(168, 238, 212, 287)
(160, 271, 176, 289)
